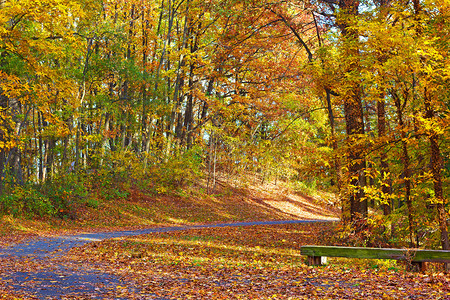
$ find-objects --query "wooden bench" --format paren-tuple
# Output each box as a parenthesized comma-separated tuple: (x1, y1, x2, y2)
(300, 245, 450, 271)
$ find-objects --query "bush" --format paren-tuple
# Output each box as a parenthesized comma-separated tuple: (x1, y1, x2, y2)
(0, 185, 55, 218)
(148, 146, 204, 193)
(334, 216, 393, 248)
(0, 172, 92, 219)
(41, 173, 91, 218)
(0, 146, 205, 218)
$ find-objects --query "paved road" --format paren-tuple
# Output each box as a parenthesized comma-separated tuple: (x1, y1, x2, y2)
(0, 219, 332, 258)
(0, 219, 333, 299)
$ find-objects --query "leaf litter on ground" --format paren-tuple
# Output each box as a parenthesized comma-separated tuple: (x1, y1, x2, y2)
(0, 179, 448, 299)
(62, 223, 450, 299)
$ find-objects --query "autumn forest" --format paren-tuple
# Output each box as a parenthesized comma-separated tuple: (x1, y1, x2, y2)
(0, 0, 449, 253)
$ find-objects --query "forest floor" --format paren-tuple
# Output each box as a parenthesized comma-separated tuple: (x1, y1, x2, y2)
(0, 175, 339, 247)
(0, 176, 449, 299)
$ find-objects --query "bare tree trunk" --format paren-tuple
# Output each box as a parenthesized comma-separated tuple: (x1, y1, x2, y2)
(0, 91, 8, 194)
(141, 5, 150, 154)
(45, 139, 55, 181)
(182, 42, 196, 149)
(0, 148, 5, 195)
(207, 131, 217, 194)
(38, 112, 45, 182)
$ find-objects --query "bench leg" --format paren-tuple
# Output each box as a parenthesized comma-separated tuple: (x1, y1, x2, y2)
(408, 261, 427, 272)
(308, 256, 326, 266)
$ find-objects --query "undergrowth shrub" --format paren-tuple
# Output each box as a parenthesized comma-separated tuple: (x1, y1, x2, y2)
(0, 172, 92, 219)
(333, 210, 444, 249)
(0, 146, 205, 218)
(147, 146, 204, 194)
(41, 173, 90, 219)
(89, 168, 130, 201)
(92, 150, 141, 200)
(0, 185, 55, 217)
(334, 216, 393, 248)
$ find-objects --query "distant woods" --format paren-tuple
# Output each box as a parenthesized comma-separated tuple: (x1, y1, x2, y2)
(0, 0, 448, 249)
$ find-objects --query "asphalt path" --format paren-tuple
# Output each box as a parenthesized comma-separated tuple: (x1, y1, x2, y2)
(0, 219, 332, 299)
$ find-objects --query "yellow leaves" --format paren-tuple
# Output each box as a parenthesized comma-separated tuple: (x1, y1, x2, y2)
(84, 133, 102, 143)
(39, 122, 70, 138)
(0, 139, 17, 151)
(0, 0, 85, 55)
(0, 106, 18, 151)
(427, 197, 444, 205)
(161, 69, 177, 79)
(413, 114, 445, 136)
(0, 72, 30, 101)
(156, 186, 167, 194)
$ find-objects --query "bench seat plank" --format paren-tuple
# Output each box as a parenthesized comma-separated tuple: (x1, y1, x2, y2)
(300, 245, 450, 263)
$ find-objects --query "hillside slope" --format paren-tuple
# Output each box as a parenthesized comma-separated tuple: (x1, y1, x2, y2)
(0, 175, 339, 246)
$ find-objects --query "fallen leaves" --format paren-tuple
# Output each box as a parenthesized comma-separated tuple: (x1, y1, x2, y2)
(61, 223, 449, 299)
(0, 213, 448, 299)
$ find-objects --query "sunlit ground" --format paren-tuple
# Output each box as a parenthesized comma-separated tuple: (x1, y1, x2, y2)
(64, 223, 449, 299)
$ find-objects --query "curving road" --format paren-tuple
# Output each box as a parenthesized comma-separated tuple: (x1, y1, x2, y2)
(0, 219, 333, 299)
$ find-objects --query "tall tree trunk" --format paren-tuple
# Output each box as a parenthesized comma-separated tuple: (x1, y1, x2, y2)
(324, 88, 344, 218)
(38, 112, 45, 182)
(0, 91, 8, 194)
(392, 90, 415, 247)
(45, 139, 55, 181)
(183, 22, 200, 149)
(338, 0, 367, 221)
(377, 96, 392, 215)
(169, 0, 191, 150)
(141, 6, 150, 154)
(364, 100, 375, 209)
(424, 89, 449, 252)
